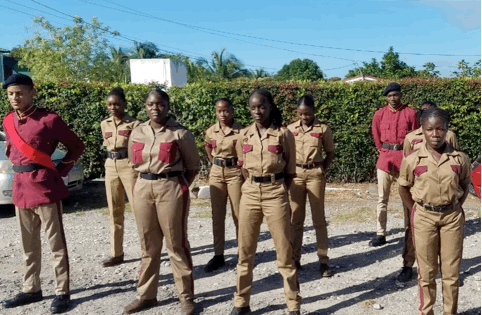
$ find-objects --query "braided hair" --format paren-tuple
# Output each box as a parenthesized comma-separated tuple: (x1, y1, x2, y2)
(146, 89, 170, 105)
(297, 94, 315, 108)
(420, 107, 450, 130)
(248, 89, 282, 128)
(107, 86, 126, 102)
(216, 97, 234, 108)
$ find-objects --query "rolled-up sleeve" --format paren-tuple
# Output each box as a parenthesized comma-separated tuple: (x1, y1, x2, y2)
(398, 156, 414, 187)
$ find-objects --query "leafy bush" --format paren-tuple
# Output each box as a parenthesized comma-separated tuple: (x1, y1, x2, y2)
(0, 78, 479, 182)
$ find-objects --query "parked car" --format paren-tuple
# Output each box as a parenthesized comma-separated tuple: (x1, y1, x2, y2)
(0, 132, 83, 205)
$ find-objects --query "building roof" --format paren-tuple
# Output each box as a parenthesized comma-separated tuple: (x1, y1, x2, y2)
(343, 74, 381, 83)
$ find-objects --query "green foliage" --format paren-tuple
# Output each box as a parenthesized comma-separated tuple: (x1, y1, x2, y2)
(276, 59, 324, 81)
(0, 78, 479, 182)
(451, 59, 481, 78)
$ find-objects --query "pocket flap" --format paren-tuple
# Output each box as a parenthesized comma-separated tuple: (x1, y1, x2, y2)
(413, 165, 428, 177)
(160, 141, 176, 152)
(411, 138, 423, 145)
(292, 132, 299, 136)
(132, 142, 145, 151)
(268, 145, 283, 154)
(118, 130, 131, 137)
(242, 144, 253, 153)
(310, 133, 322, 138)
(210, 140, 216, 148)
(451, 165, 461, 175)
(233, 139, 237, 147)
(104, 132, 113, 139)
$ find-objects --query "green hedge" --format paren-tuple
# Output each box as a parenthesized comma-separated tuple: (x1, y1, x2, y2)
(0, 78, 480, 182)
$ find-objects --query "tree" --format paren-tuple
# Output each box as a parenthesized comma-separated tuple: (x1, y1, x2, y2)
(451, 59, 481, 77)
(276, 59, 324, 81)
(416, 62, 440, 78)
(197, 49, 248, 81)
(14, 16, 122, 81)
(345, 46, 417, 79)
(249, 68, 271, 79)
(109, 46, 130, 83)
(130, 41, 160, 59)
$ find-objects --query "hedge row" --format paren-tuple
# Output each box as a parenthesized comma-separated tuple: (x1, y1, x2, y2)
(0, 78, 480, 182)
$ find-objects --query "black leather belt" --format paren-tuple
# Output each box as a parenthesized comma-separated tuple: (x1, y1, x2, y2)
(139, 171, 183, 180)
(417, 202, 453, 212)
(107, 150, 128, 159)
(213, 157, 238, 167)
(382, 143, 403, 151)
(252, 172, 284, 183)
(296, 162, 323, 169)
(12, 164, 46, 173)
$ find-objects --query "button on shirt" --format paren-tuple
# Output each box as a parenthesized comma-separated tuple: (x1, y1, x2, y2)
(398, 144, 470, 206)
(235, 124, 296, 176)
(287, 119, 335, 164)
(205, 121, 243, 158)
(403, 127, 458, 157)
(3, 108, 85, 209)
(101, 114, 140, 151)
(372, 105, 419, 174)
(128, 118, 200, 174)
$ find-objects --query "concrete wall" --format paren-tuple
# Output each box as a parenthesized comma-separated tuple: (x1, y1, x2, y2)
(129, 59, 187, 88)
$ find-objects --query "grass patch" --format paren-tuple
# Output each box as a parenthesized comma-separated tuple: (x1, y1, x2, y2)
(331, 207, 373, 224)
(191, 199, 211, 207)
(360, 299, 375, 308)
(194, 209, 212, 218)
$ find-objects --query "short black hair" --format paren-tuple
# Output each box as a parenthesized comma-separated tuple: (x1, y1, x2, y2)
(420, 107, 450, 128)
(107, 86, 126, 102)
(146, 89, 170, 104)
(248, 89, 282, 128)
(420, 100, 437, 109)
(216, 97, 233, 108)
(297, 94, 315, 108)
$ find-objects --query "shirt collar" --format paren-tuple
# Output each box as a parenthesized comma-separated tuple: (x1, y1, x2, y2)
(295, 118, 320, 131)
(16, 104, 37, 120)
(247, 123, 278, 138)
(418, 142, 459, 165)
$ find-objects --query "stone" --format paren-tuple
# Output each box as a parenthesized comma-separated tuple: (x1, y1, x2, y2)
(373, 303, 383, 310)
(197, 186, 211, 199)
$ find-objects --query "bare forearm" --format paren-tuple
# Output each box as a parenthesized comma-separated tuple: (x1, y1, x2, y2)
(323, 152, 335, 171)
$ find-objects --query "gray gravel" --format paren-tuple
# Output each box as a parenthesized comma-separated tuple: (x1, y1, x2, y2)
(0, 181, 480, 315)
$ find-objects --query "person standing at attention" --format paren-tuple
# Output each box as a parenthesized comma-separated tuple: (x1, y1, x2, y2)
(231, 89, 301, 315)
(370, 82, 419, 283)
(203, 98, 244, 272)
(399, 107, 470, 315)
(1, 74, 85, 314)
(100, 87, 140, 267)
(287, 94, 335, 277)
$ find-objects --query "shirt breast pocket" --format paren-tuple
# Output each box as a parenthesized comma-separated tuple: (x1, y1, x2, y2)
(159, 141, 177, 164)
(104, 132, 113, 139)
(309, 132, 322, 147)
(380, 123, 390, 139)
(131, 142, 145, 164)
(118, 130, 131, 137)
(268, 144, 284, 166)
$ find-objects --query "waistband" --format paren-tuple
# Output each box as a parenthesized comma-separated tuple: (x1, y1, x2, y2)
(13, 164, 47, 173)
(107, 150, 128, 159)
(139, 171, 183, 180)
(416, 201, 454, 212)
(213, 157, 238, 167)
(382, 143, 403, 151)
(296, 162, 323, 169)
(250, 172, 284, 183)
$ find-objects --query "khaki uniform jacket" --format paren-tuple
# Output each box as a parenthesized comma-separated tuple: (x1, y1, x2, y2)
(205, 121, 243, 158)
(101, 114, 140, 151)
(128, 118, 200, 174)
(287, 119, 335, 165)
(398, 144, 471, 206)
(235, 124, 296, 176)
(403, 127, 458, 157)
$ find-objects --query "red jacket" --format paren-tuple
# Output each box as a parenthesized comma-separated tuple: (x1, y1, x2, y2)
(3, 107, 85, 209)
(372, 104, 419, 174)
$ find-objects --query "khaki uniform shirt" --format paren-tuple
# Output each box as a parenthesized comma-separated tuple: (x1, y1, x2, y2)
(287, 119, 335, 164)
(403, 127, 458, 157)
(398, 144, 471, 206)
(101, 114, 140, 151)
(235, 124, 296, 176)
(128, 118, 200, 174)
(205, 121, 243, 158)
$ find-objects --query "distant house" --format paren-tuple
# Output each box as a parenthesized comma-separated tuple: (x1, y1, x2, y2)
(343, 74, 381, 83)
(129, 59, 187, 88)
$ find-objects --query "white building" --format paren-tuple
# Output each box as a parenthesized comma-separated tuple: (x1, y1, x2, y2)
(129, 59, 187, 88)
(343, 74, 381, 83)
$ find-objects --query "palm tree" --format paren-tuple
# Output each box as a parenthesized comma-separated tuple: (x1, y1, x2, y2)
(109, 46, 129, 83)
(130, 41, 159, 59)
(199, 49, 247, 80)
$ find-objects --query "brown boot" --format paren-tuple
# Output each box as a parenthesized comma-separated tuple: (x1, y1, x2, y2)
(102, 254, 124, 267)
(181, 299, 195, 315)
(124, 298, 157, 314)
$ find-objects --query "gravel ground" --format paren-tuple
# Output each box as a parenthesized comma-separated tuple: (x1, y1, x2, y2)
(0, 180, 480, 315)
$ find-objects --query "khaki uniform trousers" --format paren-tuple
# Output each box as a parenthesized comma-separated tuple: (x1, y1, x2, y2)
(16, 202, 69, 295)
(105, 158, 137, 258)
(377, 168, 415, 267)
(234, 180, 301, 311)
(133, 175, 194, 303)
(208, 164, 242, 255)
(411, 204, 464, 315)
(290, 167, 329, 264)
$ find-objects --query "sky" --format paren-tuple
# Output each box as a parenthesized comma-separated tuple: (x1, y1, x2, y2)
(0, 0, 481, 78)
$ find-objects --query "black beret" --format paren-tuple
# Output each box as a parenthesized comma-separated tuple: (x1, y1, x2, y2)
(382, 82, 401, 96)
(2, 74, 34, 89)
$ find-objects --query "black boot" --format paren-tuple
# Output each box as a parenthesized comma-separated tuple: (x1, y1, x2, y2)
(204, 254, 225, 272)
(369, 235, 386, 247)
(51, 294, 70, 314)
(396, 267, 413, 282)
(229, 306, 251, 315)
(2, 291, 43, 308)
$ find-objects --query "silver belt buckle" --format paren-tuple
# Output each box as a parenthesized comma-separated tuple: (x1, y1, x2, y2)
(270, 173, 275, 183)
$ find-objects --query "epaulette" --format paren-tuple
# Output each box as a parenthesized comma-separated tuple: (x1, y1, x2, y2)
(411, 138, 423, 145)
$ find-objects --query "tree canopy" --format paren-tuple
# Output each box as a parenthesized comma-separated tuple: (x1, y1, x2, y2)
(276, 59, 324, 81)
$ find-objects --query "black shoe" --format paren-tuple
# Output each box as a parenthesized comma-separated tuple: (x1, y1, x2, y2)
(229, 306, 251, 315)
(124, 298, 158, 314)
(396, 267, 413, 282)
(102, 254, 124, 267)
(50, 294, 70, 314)
(294, 261, 301, 270)
(204, 255, 225, 272)
(369, 235, 387, 247)
(2, 291, 43, 308)
(289, 311, 301, 315)
(320, 264, 333, 278)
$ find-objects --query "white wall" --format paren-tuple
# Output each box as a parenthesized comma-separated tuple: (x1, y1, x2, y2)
(129, 59, 187, 88)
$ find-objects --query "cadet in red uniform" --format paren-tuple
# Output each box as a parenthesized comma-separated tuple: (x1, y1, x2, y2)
(204, 98, 243, 272)
(399, 107, 470, 315)
(124, 89, 200, 315)
(100, 87, 140, 267)
(371, 82, 419, 282)
(287, 95, 335, 276)
(231, 89, 301, 315)
(1, 74, 85, 314)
